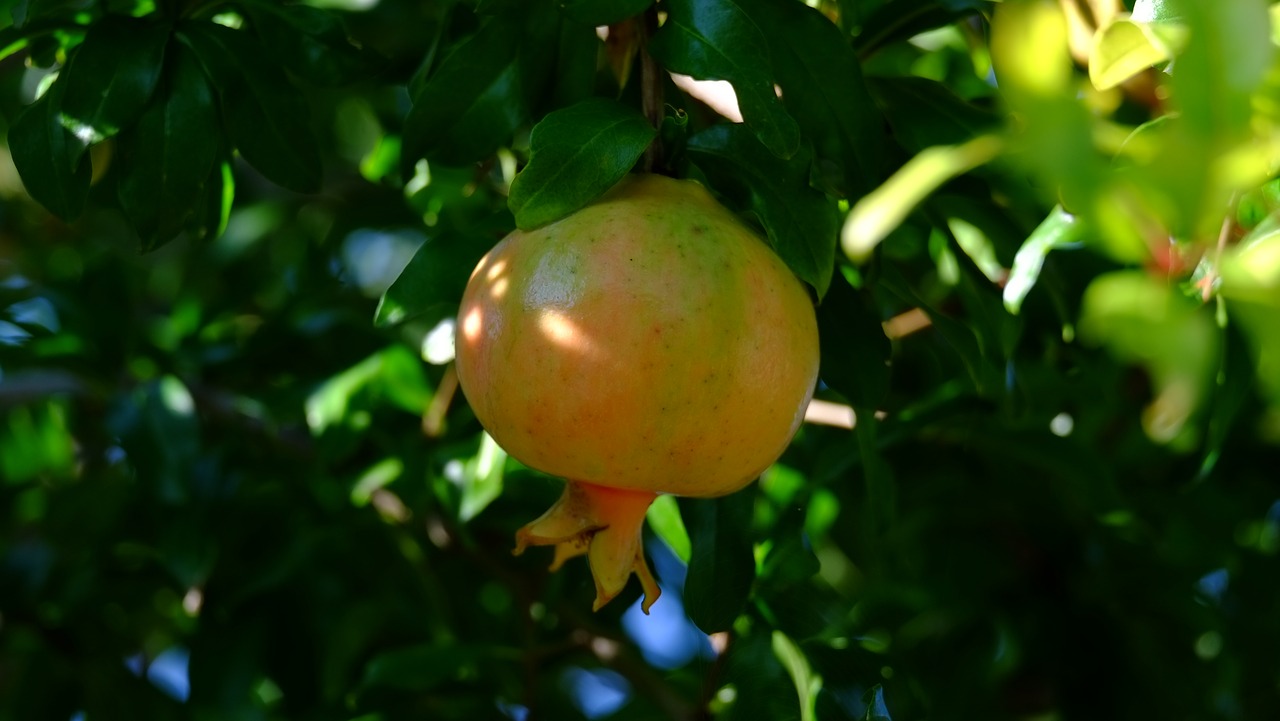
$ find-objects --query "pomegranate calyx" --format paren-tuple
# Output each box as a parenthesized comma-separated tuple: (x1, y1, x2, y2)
(514, 481, 661, 613)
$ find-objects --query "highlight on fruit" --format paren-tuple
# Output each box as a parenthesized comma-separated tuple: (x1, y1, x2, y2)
(455, 173, 820, 613)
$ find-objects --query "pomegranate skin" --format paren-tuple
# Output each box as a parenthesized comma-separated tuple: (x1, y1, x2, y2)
(456, 174, 820, 498)
(454, 173, 819, 611)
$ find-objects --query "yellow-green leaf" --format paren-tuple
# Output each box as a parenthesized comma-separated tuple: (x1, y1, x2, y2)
(1089, 19, 1173, 91)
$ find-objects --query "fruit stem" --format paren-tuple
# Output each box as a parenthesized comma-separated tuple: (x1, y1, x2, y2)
(514, 480, 662, 613)
(639, 3, 664, 173)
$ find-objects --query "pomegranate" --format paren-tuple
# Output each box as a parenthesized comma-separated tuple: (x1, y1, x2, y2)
(455, 174, 819, 612)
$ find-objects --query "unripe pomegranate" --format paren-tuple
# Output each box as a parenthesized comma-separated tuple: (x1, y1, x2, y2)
(456, 174, 819, 612)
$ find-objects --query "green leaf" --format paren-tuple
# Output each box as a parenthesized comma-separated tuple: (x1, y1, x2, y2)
(240, 0, 382, 86)
(1088, 19, 1177, 91)
(560, 0, 652, 26)
(759, 532, 820, 590)
(649, 0, 799, 159)
(57, 16, 169, 153)
(7, 82, 91, 222)
(1079, 271, 1218, 445)
(458, 432, 506, 522)
(735, 0, 885, 196)
(853, 0, 973, 58)
(179, 21, 322, 193)
(549, 20, 601, 110)
(772, 631, 821, 721)
(508, 99, 655, 230)
(374, 231, 492, 327)
(402, 5, 559, 167)
(1003, 205, 1084, 315)
(0, 27, 31, 63)
(359, 644, 490, 692)
(186, 160, 234, 241)
(305, 345, 432, 436)
(688, 124, 838, 297)
(867, 75, 1001, 151)
(841, 134, 1003, 263)
(1168, 0, 1271, 143)
(680, 492, 755, 634)
(879, 262, 998, 393)
(817, 273, 889, 408)
(645, 494, 691, 563)
(720, 631, 798, 720)
(117, 44, 219, 251)
(1133, 0, 1180, 23)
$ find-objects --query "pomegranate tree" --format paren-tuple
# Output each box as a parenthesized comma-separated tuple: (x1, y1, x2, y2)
(455, 174, 820, 612)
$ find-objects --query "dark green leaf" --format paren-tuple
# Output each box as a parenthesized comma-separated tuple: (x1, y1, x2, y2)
(117, 44, 219, 250)
(561, 0, 652, 26)
(549, 19, 599, 108)
(186, 160, 234, 241)
(403, 4, 559, 167)
(58, 16, 169, 154)
(735, 0, 885, 196)
(375, 231, 493, 327)
(649, 0, 799, 158)
(854, 0, 973, 57)
(720, 631, 798, 721)
(508, 99, 655, 230)
(818, 274, 890, 408)
(7, 83, 91, 222)
(760, 533, 820, 590)
(179, 21, 322, 193)
(680, 492, 755, 634)
(688, 123, 838, 297)
(879, 262, 999, 393)
(868, 75, 1001, 151)
(240, 0, 383, 86)
(359, 644, 489, 692)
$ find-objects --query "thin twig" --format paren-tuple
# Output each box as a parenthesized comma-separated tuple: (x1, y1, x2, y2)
(639, 5, 664, 173)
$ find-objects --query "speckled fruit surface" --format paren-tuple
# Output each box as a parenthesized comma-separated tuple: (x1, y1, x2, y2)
(455, 173, 819, 612)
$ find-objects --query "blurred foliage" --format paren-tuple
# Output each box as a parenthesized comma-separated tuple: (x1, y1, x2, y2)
(2, 0, 1280, 720)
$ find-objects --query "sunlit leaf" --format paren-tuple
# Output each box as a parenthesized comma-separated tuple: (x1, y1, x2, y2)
(458, 433, 506, 522)
(1088, 19, 1177, 91)
(772, 630, 821, 721)
(1004, 205, 1084, 314)
(1080, 271, 1217, 445)
(645, 494, 691, 563)
(841, 134, 1002, 263)
(305, 346, 432, 435)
